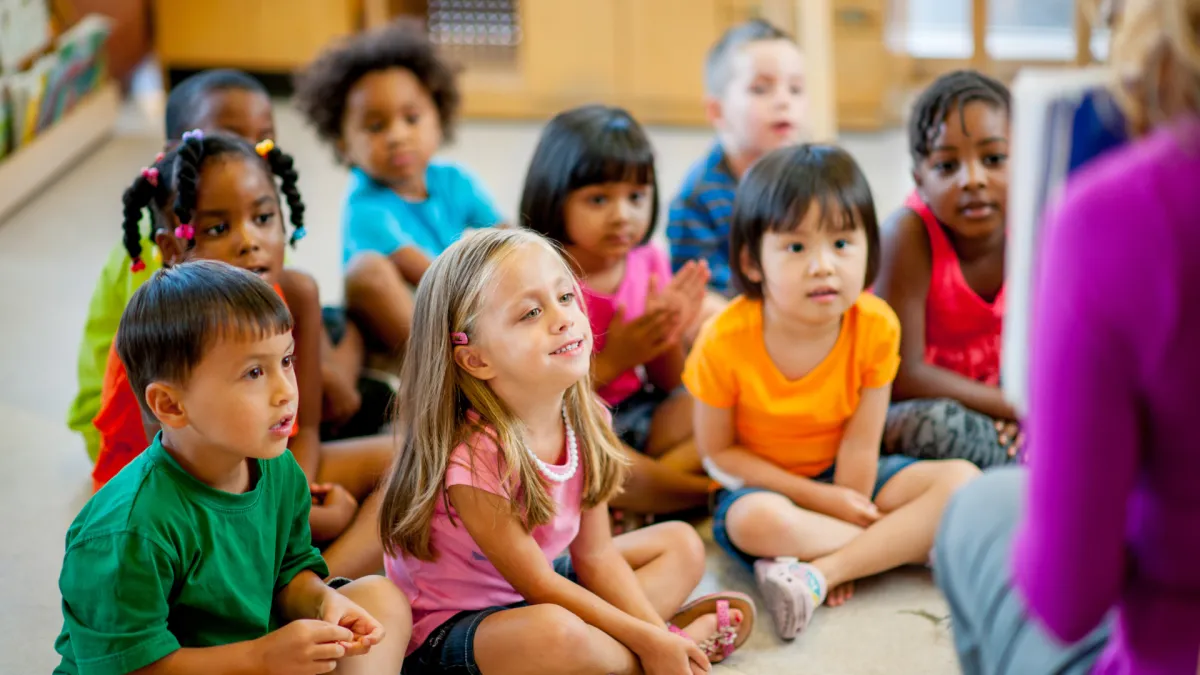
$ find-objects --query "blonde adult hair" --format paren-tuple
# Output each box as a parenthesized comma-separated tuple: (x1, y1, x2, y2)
(1101, 0, 1200, 133)
(379, 228, 629, 562)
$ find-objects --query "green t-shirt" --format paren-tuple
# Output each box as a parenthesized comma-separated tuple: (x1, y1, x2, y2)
(53, 434, 328, 675)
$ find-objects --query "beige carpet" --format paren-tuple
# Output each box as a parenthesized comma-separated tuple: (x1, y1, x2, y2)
(0, 98, 958, 674)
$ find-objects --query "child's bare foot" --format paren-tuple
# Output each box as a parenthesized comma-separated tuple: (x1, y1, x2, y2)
(676, 608, 744, 663)
(826, 581, 855, 607)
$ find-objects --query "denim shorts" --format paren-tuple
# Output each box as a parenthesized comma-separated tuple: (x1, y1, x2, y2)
(710, 455, 920, 571)
(402, 557, 577, 674)
(611, 384, 671, 452)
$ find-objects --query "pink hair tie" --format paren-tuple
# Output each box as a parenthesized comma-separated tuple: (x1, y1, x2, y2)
(450, 332, 469, 345)
(141, 167, 159, 187)
(175, 224, 195, 239)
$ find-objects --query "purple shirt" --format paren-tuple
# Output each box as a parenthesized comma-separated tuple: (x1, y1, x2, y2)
(1014, 116, 1200, 674)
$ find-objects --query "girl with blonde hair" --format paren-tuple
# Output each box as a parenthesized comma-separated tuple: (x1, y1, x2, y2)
(934, 1, 1200, 673)
(378, 228, 755, 675)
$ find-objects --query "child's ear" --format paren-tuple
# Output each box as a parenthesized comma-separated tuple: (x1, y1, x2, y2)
(704, 96, 724, 129)
(738, 246, 763, 284)
(453, 346, 494, 382)
(154, 228, 186, 266)
(144, 382, 188, 429)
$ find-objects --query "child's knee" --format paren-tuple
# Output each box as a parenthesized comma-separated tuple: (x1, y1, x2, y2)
(339, 575, 412, 630)
(657, 521, 707, 574)
(345, 252, 402, 300)
(726, 492, 795, 548)
(935, 459, 982, 492)
(525, 605, 594, 655)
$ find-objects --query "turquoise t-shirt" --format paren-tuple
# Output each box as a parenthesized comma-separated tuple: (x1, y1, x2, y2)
(53, 435, 328, 675)
(341, 161, 504, 265)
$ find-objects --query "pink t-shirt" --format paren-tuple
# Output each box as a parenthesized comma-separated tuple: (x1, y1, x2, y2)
(385, 420, 584, 655)
(582, 245, 673, 406)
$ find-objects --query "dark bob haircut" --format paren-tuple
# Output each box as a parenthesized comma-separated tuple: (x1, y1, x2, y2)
(519, 104, 659, 246)
(117, 260, 293, 415)
(730, 144, 880, 299)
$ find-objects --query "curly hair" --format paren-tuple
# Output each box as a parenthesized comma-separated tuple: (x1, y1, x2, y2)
(907, 70, 1011, 162)
(294, 19, 462, 148)
(120, 132, 307, 269)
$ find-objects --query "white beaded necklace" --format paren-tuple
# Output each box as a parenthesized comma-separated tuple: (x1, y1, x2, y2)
(525, 408, 578, 483)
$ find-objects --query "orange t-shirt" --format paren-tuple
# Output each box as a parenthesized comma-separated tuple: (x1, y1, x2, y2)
(91, 283, 296, 491)
(682, 293, 901, 478)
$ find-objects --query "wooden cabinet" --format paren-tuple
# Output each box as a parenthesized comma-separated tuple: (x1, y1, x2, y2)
(153, 0, 361, 72)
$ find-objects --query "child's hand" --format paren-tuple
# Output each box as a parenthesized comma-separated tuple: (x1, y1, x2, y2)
(310, 483, 358, 542)
(816, 484, 880, 527)
(636, 627, 710, 675)
(645, 263, 711, 343)
(995, 420, 1024, 457)
(604, 305, 678, 371)
(254, 619, 354, 675)
(319, 589, 386, 658)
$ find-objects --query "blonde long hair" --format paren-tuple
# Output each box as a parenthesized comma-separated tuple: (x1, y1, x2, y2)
(379, 228, 629, 562)
(1101, 0, 1200, 133)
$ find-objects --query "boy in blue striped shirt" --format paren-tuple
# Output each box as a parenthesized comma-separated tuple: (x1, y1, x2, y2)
(668, 19, 806, 300)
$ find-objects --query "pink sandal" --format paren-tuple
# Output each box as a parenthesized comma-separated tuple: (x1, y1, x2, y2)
(668, 592, 756, 662)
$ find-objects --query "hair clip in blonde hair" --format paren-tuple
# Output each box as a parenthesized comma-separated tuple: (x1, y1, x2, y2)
(255, 139, 275, 157)
(450, 332, 469, 345)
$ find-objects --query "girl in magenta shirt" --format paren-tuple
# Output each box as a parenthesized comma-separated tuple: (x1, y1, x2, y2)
(519, 105, 714, 520)
(379, 229, 755, 674)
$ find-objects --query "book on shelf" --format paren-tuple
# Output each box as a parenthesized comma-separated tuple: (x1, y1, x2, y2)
(1001, 67, 1129, 417)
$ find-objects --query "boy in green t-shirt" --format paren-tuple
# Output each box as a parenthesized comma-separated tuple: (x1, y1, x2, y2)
(54, 260, 409, 675)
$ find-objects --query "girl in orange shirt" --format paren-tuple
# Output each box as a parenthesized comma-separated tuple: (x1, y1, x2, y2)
(683, 145, 980, 641)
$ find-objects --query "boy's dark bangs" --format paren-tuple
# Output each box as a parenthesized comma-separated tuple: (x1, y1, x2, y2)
(767, 162, 870, 235)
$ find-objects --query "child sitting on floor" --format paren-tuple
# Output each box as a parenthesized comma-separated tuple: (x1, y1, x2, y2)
(685, 144, 979, 641)
(668, 18, 806, 304)
(68, 69, 279, 462)
(379, 228, 755, 674)
(94, 131, 394, 579)
(295, 21, 505, 358)
(520, 105, 713, 520)
(54, 260, 409, 675)
(874, 70, 1019, 468)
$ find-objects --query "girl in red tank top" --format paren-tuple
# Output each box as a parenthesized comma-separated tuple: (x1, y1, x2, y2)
(875, 70, 1019, 469)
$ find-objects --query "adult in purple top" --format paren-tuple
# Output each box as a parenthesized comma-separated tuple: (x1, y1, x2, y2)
(932, 1, 1200, 673)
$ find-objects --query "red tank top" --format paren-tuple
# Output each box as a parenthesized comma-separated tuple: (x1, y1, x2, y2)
(91, 283, 297, 491)
(906, 191, 1004, 385)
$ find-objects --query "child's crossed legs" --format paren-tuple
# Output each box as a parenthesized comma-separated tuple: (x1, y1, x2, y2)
(432, 523, 742, 675)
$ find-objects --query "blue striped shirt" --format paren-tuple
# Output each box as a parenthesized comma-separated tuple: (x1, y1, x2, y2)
(667, 142, 738, 296)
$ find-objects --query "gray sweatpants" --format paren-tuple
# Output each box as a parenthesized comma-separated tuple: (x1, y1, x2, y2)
(885, 398, 1017, 469)
(933, 468, 1110, 675)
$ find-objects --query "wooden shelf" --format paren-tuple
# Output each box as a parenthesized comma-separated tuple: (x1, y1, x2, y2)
(0, 82, 121, 224)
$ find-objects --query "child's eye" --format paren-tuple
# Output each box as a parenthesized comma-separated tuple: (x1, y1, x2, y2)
(834, 239, 850, 250)
(559, 292, 576, 304)
(787, 243, 805, 253)
(588, 194, 608, 206)
(405, 114, 421, 125)
(983, 154, 1008, 167)
(205, 223, 228, 236)
(522, 307, 542, 320)
(256, 212, 275, 225)
(790, 84, 804, 96)
(750, 83, 770, 95)
(282, 354, 294, 369)
(629, 190, 647, 204)
(934, 161, 958, 174)
(366, 121, 387, 133)
(245, 366, 264, 380)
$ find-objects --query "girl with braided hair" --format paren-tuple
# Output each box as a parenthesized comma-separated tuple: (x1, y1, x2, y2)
(96, 130, 395, 580)
(873, 69, 1019, 470)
